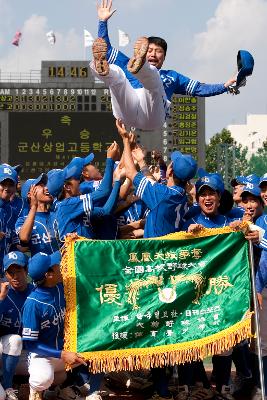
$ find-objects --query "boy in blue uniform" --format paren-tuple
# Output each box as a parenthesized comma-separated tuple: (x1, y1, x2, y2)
(15, 173, 59, 256)
(182, 174, 231, 232)
(55, 143, 124, 242)
(0, 165, 20, 275)
(117, 120, 198, 399)
(117, 119, 197, 239)
(0, 251, 33, 400)
(90, 0, 236, 131)
(22, 252, 90, 400)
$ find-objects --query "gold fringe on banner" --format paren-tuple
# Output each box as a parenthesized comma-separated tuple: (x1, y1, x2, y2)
(80, 314, 252, 373)
(61, 228, 252, 373)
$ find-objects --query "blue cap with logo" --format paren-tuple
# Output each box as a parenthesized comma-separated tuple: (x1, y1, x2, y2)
(28, 251, 61, 282)
(0, 165, 18, 184)
(231, 173, 259, 187)
(3, 251, 28, 271)
(170, 151, 197, 181)
(195, 174, 224, 194)
(236, 50, 254, 87)
(241, 183, 261, 198)
(259, 173, 267, 188)
(2, 163, 23, 175)
(231, 175, 247, 187)
(63, 153, 94, 181)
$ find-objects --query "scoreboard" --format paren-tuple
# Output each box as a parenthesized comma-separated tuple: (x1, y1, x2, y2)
(0, 60, 205, 179)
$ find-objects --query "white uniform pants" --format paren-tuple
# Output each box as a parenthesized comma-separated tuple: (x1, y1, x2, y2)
(28, 353, 66, 391)
(0, 334, 22, 356)
(0, 335, 22, 400)
(90, 61, 170, 130)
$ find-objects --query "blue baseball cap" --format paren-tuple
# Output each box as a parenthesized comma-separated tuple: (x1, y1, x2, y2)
(63, 153, 94, 181)
(245, 174, 260, 185)
(0, 165, 18, 184)
(231, 175, 247, 187)
(2, 163, 23, 175)
(28, 251, 61, 282)
(259, 173, 267, 188)
(13, 164, 23, 174)
(196, 174, 224, 195)
(32, 173, 48, 186)
(170, 151, 197, 181)
(3, 251, 28, 271)
(84, 153, 94, 166)
(47, 169, 65, 197)
(236, 50, 254, 87)
(231, 174, 259, 187)
(21, 179, 35, 199)
(241, 183, 261, 199)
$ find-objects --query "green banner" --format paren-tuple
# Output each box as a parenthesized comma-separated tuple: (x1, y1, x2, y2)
(62, 228, 252, 372)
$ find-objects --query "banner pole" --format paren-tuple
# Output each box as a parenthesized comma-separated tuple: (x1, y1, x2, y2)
(249, 240, 265, 399)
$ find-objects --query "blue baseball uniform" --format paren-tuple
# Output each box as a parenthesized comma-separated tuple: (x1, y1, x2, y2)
(184, 204, 244, 221)
(10, 195, 26, 220)
(22, 283, 65, 358)
(55, 158, 121, 241)
(182, 212, 232, 231)
(0, 200, 19, 274)
(56, 181, 121, 241)
(255, 214, 267, 293)
(98, 20, 227, 101)
(79, 180, 101, 195)
(133, 172, 187, 238)
(116, 199, 148, 227)
(0, 284, 34, 337)
(15, 211, 59, 256)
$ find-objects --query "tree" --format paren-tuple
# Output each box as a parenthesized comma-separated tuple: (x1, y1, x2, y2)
(247, 140, 267, 176)
(205, 128, 249, 189)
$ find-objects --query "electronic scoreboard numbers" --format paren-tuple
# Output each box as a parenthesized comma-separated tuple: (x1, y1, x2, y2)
(0, 60, 205, 179)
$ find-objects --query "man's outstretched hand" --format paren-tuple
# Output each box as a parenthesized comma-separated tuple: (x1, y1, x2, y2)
(116, 119, 129, 140)
(97, 0, 116, 21)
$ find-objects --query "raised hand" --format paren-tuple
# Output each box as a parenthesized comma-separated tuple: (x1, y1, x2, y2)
(29, 185, 38, 209)
(97, 0, 116, 21)
(0, 281, 9, 301)
(107, 141, 121, 161)
(116, 119, 129, 140)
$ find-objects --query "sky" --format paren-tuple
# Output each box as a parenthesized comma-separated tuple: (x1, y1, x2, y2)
(0, 0, 266, 142)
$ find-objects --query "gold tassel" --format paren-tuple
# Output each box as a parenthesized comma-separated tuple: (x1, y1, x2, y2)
(61, 230, 252, 373)
(79, 314, 252, 373)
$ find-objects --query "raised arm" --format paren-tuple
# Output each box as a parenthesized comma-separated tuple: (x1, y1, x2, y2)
(116, 120, 138, 182)
(97, 0, 116, 50)
(91, 141, 120, 205)
(18, 185, 38, 243)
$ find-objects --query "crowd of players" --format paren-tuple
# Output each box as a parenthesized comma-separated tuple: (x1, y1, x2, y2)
(0, 119, 266, 400)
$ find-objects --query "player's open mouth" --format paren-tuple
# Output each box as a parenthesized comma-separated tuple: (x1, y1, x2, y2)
(204, 201, 214, 210)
